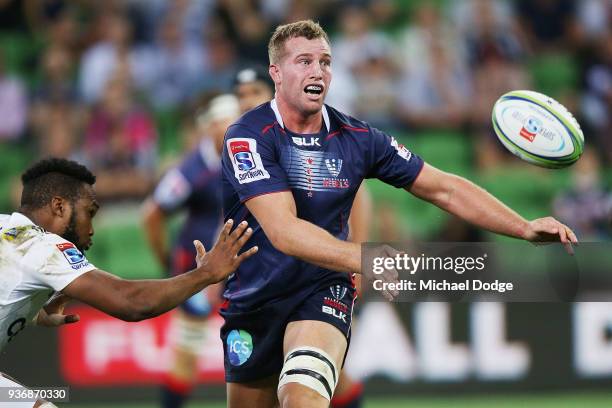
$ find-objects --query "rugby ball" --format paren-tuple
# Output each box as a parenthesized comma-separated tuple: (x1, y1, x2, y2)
(492, 90, 584, 168)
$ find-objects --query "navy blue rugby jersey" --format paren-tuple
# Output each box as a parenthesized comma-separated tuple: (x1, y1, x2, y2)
(221, 100, 424, 309)
(153, 139, 222, 274)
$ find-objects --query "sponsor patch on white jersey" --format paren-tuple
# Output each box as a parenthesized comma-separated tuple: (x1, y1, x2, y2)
(227, 138, 270, 184)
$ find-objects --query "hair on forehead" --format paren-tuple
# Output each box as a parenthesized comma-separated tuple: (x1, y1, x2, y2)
(268, 20, 330, 64)
(20, 158, 96, 210)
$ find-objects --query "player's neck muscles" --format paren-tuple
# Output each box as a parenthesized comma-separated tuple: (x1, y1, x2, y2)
(285, 125, 325, 137)
(275, 97, 323, 134)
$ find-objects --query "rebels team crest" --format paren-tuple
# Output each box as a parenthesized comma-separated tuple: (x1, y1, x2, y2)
(330, 284, 348, 302)
(324, 158, 343, 177)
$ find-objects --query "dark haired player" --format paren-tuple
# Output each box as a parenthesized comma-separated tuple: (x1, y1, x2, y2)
(0, 158, 257, 408)
(221, 20, 578, 408)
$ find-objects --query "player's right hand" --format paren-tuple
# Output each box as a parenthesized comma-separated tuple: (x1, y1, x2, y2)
(523, 216, 579, 255)
(193, 219, 258, 284)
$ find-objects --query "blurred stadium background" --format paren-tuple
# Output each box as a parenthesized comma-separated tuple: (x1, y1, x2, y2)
(0, 0, 611, 406)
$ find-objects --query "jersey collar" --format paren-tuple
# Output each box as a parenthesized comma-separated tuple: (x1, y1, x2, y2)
(270, 98, 330, 133)
(9, 212, 35, 228)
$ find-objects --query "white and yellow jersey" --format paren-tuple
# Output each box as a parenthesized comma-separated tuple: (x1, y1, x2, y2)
(0, 213, 96, 351)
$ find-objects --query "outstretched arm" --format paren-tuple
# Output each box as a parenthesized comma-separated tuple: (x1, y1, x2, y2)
(246, 191, 361, 274)
(61, 220, 257, 322)
(407, 163, 578, 249)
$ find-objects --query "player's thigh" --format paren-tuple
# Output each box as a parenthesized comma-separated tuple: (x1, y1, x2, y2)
(283, 320, 347, 365)
(227, 375, 279, 408)
(279, 320, 347, 407)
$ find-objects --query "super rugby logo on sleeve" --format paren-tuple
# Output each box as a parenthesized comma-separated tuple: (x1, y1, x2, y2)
(227, 138, 270, 184)
(56, 242, 89, 269)
(391, 137, 413, 161)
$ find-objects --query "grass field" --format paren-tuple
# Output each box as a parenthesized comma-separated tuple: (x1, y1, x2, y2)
(66, 392, 612, 408)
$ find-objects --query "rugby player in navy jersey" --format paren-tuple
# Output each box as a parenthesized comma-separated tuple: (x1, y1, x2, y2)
(234, 65, 369, 408)
(220, 20, 579, 408)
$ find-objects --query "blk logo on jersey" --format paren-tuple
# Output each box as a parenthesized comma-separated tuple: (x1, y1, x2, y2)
(292, 136, 321, 147)
(228, 138, 270, 184)
(56, 242, 85, 265)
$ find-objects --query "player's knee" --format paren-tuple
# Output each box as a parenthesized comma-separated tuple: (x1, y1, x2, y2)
(278, 346, 339, 404)
(279, 382, 327, 408)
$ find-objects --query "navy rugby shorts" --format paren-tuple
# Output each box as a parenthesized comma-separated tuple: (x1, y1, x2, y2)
(220, 276, 356, 382)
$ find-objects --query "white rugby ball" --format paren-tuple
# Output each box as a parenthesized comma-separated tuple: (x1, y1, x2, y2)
(492, 90, 584, 168)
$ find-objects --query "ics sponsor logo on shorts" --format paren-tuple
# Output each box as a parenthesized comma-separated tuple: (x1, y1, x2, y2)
(227, 329, 253, 366)
(227, 138, 270, 184)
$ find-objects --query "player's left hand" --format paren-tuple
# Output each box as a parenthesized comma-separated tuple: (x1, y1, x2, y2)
(523, 217, 579, 255)
(36, 294, 80, 327)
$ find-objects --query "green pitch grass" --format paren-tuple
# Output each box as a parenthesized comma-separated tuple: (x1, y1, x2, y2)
(66, 391, 612, 408)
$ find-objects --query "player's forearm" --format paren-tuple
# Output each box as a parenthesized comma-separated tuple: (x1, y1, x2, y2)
(268, 217, 361, 274)
(66, 269, 212, 322)
(437, 175, 530, 239)
(119, 271, 211, 321)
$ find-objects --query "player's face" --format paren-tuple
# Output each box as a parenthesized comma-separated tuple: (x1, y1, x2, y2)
(62, 185, 99, 252)
(272, 36, 332, 116)
(236, 81, 273, 113)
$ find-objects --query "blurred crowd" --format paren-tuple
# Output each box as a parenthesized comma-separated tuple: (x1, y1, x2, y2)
(0, 0, 610, 236)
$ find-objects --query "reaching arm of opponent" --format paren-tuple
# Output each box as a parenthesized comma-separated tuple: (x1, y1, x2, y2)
(408, 163, 578, 251)
(61, 220, 257, 322)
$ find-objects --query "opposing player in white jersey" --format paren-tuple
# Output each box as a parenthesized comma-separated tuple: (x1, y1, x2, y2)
(0, 158, 257, 407)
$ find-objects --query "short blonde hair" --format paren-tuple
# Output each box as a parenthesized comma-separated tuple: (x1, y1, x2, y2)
(268, 20, 330, 64)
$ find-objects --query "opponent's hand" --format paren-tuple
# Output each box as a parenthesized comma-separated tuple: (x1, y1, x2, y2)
(523, 217, 579, 254)
(194, 219, 258, 284)
(362, 244, 402, 301)
(36, 294, 80, 327)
